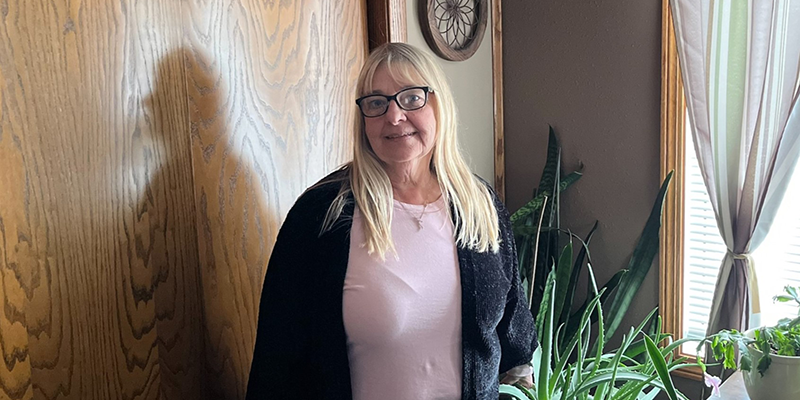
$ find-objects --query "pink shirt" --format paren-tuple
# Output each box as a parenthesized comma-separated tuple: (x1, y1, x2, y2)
(343, 197, 462, 400)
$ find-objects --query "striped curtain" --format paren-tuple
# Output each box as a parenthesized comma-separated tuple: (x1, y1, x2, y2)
(670, 0, 800, 336)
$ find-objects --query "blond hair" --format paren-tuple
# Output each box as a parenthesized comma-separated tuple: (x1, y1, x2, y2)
(321, 43, 500, 259)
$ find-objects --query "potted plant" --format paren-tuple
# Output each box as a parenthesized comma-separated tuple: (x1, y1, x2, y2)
(500, 243, 698, 400)
(510, 127, 673, 349)
(699, 285, 800, 400)
(500, 128, 697, 399)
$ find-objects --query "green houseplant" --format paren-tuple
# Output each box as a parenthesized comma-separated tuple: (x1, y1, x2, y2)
(698, 285, 800, 400)
(510, 127, 673, 349)
(499, 127, 695, 399)
(499, 244, 698, 400)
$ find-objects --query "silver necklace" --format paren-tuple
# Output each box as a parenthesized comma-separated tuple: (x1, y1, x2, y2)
(399, 201, 429, 230)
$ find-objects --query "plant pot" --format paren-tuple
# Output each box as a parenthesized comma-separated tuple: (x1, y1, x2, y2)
(742, 329, 800, 400)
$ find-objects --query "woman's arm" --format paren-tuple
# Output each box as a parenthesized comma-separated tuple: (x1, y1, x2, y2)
(492, 193, 539, 374)
(245, 200, 316, 399)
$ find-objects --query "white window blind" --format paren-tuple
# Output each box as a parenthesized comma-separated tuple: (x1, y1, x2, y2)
(681, 124, 800, 355)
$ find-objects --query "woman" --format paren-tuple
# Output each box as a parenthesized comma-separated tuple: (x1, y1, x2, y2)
(246, 43, 537, 400)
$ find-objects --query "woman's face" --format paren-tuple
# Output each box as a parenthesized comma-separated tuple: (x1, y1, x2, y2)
(362, 65, 437, 169)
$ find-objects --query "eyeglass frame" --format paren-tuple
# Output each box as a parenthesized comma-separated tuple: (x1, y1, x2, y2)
(354, 86, 435, 118)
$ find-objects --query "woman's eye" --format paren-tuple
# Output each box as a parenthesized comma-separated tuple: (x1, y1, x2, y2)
(367, 99, 386, 109)
(401, 94, 422, 106)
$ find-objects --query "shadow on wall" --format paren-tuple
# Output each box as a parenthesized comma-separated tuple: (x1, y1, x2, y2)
(136, 48, 208, 398)
(182, 47, 281, 399)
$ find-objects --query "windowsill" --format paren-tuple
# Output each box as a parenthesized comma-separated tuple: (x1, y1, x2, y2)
(708, 371, 747, 399)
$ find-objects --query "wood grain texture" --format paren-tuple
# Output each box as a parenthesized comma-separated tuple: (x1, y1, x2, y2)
(418, 0, 488, 61)
(367, 0, 407, 49)
(182, 0, 367, 398)
(660, 0, 700, 381)
(0, 1, 205, 398)
(0, 0, 369, 398)
(491, 0, 504, 202)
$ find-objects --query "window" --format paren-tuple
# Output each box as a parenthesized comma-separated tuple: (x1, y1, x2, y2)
(660, 0, 800, 378)
(680, 115, 800, 355)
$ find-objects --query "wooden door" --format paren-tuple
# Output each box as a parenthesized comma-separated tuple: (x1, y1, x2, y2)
(0, 0, 367, 398)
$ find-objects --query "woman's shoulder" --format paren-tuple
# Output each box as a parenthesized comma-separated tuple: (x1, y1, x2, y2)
(471, 174, 503, 207)
(289, 165, 351, 214)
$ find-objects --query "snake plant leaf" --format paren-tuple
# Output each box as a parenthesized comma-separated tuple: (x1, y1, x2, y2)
(511, 170, 582, 226)
(536, 125, 561, 200)
(563, 269, 626, 344)
(552, 240, 574, 330)
(603, 171, 673, 343)
(511, 194, 546, 226)
(531, 171, 561, 317)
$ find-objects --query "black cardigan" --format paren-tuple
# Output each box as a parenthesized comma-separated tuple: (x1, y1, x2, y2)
(245, 170, 537, 399)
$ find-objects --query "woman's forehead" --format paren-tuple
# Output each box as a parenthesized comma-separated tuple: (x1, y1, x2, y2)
(365, 62, 425, 93)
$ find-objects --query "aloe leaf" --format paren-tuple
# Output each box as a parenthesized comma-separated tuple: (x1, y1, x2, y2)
(563, 269, 626, 342)
(531, 345, 542, 387)
(622, 333, 672, 359)
(637, 388, 661, 400)
(553, 290, 605, 383)
(536, 270, 556, 341)
(601, 327, 637, 400)
(500, 384, 534, 400)
(559, 364, 573, 398)
(603, 171, 673, 342)
(538, 273, 556, 400)
(559, 221, 598, 350)
(572, 371, 653, 395)
(644, 335, 679, 400)
(612, 380, 649, 400)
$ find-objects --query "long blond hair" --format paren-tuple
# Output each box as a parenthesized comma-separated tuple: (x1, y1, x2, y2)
(322, 43, 500, 259)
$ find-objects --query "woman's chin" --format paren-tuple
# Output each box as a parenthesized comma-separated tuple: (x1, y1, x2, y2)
(378, 152, 430, 169)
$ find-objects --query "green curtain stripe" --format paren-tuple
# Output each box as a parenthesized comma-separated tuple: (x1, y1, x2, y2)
(725, 1, 749, 215)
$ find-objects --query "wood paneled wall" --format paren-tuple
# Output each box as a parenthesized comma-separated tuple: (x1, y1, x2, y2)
(184, 0, 366, 398)
(0, 0, 367, 398)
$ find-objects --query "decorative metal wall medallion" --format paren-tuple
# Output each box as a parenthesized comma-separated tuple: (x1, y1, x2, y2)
(418, 0, 488, 61)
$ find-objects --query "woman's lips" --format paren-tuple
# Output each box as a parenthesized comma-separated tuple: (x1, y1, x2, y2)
(385, 132, 417, 140)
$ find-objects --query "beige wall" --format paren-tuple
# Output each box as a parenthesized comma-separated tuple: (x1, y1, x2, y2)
(502, 1, 703, 397)
(405, 1, 495, 183)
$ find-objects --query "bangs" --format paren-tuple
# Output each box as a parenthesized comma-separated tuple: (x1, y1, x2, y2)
(360, 58, 428, 95)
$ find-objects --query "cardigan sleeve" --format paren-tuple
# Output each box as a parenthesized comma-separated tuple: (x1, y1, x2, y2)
(245, 194, 319, 399)
(492, 191, 539, 374)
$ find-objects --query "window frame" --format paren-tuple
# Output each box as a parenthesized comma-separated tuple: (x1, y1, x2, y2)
(659, 0, 703, 381)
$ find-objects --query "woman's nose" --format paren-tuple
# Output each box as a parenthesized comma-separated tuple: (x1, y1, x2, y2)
(384, 100, 407, 124)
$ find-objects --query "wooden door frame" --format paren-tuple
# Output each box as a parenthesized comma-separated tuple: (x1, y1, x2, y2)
(367, 0, 506, 200)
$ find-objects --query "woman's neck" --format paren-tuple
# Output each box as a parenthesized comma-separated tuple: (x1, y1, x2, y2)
(386, 164, 440, 205)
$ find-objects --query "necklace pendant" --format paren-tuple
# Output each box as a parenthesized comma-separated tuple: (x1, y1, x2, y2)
(416, 218, 424, 230)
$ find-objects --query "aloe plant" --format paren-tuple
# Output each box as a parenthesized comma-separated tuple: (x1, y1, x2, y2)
(500, 257, 698, 400)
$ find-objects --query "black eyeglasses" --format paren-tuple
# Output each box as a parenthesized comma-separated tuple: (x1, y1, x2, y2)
(355, 86, 434, 118)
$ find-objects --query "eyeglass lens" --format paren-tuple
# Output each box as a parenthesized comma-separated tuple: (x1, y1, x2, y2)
(358, 87, 428, 117)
